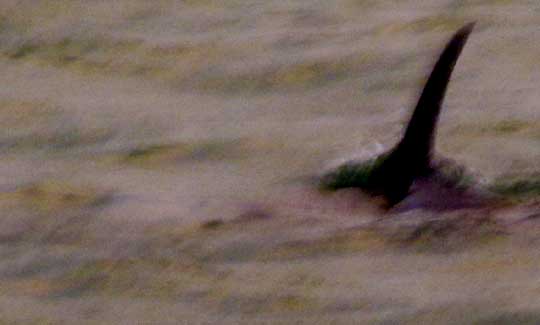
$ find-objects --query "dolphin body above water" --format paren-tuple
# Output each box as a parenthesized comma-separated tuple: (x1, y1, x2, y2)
(321, 23, 490, 210)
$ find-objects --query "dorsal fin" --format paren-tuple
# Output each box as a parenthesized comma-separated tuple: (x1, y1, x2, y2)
(396, 22, 475, 169)
(368, 22, 475, 205)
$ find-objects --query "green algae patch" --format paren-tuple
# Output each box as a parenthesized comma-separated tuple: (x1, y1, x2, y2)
(3, 35, 239, 93)
(6, 37, 141, 68)
(6, 278, 58, 298)
(200, 218, 226, 230)
(272, 60, 350, 89)
(13, 180, 114, 213)
(0, 180, 115, 245)
(271, 295, 316, 312)
(51, 257, 222, 299)
(319, 154, 388, 192)
(0, 100, 114, 152)
(489, 119, 530, 135)
(260, 229, 385, 261)
(121, 139, 244, 168)
(199, 58, 354, 94)
(451, 119, 536, 138)
(214, 292, 320, 315)
(474, 311, 540, 325)
(489, 175, 540, 201)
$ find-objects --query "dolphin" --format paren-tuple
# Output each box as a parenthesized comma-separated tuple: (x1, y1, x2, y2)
(322, 23, 481, 208)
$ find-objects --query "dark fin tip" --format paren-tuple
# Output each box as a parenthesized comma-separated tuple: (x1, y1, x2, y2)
(457, 22, 477, 39)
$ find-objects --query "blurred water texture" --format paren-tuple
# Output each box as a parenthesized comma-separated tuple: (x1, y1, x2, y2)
(1, 1, 540, 323)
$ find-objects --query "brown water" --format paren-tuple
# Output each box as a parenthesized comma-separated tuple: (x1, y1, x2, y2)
(1, 1, 540, 323)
